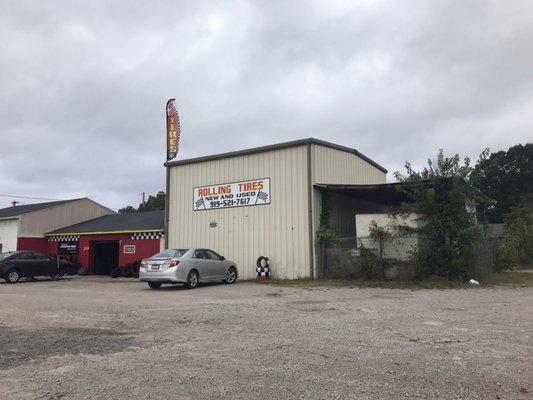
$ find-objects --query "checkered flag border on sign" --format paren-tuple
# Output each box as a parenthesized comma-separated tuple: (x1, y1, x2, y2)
(195, 197, 205, 209)
(48, 235, 79, 242)
(257, 191, 268, 202)
(131, 231, 164, 240)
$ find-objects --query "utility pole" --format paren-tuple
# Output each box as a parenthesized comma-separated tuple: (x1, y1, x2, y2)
(142, 192, 146, 205)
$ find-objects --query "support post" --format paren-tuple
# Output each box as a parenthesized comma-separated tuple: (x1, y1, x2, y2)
(307, 143, 315, 279)
(164, 164, 170, 249)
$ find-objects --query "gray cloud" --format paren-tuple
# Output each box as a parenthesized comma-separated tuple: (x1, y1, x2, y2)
(1, 0, 532, 209)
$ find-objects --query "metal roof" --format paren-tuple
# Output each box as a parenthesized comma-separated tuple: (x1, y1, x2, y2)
(315, 180, 492, 204)
(165, 138, 388, 173)
(46, 210, 165, 235)
(0, 199, 82, 219)
(314, 182, 411, 206)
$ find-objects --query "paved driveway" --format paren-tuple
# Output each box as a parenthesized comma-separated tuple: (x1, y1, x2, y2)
(0, 276, 531, 399)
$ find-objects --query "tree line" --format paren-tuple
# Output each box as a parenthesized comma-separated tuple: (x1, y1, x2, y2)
(119, 191, 166, 214)
(393, 142, 531, 279)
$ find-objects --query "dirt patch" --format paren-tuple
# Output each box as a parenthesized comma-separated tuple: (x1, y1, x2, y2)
(0, 276, 531, 400)
(0, 326, 144, 370)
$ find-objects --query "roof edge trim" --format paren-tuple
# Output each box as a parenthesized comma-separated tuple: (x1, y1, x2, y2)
(165, 138, 388, 173)
(45, 229, 165, 236)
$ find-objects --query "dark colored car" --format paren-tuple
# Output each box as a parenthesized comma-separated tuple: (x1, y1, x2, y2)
(0, 251, 64, 283)
(58, 258, 79, 275)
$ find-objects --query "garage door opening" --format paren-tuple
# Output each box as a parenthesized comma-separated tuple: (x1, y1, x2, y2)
(93, 241, 119, 275)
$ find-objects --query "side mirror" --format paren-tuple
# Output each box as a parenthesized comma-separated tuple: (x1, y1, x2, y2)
(220, 256, 225, 261)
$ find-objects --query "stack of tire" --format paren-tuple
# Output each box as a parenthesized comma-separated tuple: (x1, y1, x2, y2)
(256, 256, 270, 279)
(110, 261, 140, 278)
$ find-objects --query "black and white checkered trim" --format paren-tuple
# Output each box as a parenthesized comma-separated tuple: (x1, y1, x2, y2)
(48, 235, 79, 242)
(131, 231, 164, 240)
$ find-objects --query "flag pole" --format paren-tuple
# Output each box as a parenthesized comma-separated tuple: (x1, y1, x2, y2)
(164, 98, 178, 250)
(164, 163, 170, 249)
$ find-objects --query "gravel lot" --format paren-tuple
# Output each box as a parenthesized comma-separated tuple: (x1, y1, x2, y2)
(0, 276, 531, 400)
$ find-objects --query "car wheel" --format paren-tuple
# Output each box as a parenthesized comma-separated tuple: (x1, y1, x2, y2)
(148, 282, 162, 289)
(6, 269, 21, 284)
(185, 270, 199, 289)
(225, 267, 237, 284)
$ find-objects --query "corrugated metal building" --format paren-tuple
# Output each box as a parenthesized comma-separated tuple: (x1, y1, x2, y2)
(166, 138, 387, 280)
(0, 198, 114, 253)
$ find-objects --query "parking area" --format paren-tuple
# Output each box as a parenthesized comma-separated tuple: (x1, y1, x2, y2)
(0, 276, 531, 400)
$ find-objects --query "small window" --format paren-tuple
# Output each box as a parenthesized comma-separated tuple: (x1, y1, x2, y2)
(192, 249, 204, 259)
(17, 253, 34, 260)
(32, 252, 50, 261)
(205, 250, 222, 260)
(152, 249, 188, 258)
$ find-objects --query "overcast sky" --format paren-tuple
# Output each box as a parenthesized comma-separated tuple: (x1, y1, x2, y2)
(1, 1, 532, 210)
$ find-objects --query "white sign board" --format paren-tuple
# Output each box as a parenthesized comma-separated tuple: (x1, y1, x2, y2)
(194, 178, 270, 211)
(123, 245, 136, 254)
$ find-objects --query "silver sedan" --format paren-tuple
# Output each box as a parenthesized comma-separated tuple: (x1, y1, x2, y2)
(139, 248, 238, 289)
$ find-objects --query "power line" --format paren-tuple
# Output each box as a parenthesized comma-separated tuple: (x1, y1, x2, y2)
(0, 194, 122, 212)
(0, 194, 64, 201)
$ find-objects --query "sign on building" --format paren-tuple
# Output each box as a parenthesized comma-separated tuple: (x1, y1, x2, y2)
(193, 178, 270, 211)
(58, 242, 78, 255)
(123, 245, 136, 254)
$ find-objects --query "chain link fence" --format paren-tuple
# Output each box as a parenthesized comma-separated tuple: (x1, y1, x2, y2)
(319, 236, 503, 279)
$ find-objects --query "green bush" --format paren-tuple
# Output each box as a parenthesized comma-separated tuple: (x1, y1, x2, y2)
(316, 225, 341, 247)
(316, 191, 341, 247)
(368, 221, 394, 279)
(395, 150, 482, 280)
(498, 197, 533, 270)
(357, 242, 378, 279)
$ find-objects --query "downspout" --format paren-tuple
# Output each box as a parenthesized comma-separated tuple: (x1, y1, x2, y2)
(306, 143, 315, 279)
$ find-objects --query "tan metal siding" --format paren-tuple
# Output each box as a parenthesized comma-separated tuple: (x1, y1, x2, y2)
(311, 145, 387, 185)
(168, 146, 310, 280)
(310, 144, 387, 276)
(18, 198, 115, 237)
(0, 218, 19, 252)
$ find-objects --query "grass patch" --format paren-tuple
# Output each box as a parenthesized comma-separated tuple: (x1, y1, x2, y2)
(250, 271, 533, 289)
(478, 270, 533, 287)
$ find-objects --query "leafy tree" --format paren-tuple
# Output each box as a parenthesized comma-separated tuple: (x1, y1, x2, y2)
(118, 205, 137, 214)
(119, 191, 166, 214)
(394, 150, 481, 280)
(368, 220, 393, 279)
(498, 195, 533, 270)
(470, 144, 533, 222)
(138, 191, 166, 212)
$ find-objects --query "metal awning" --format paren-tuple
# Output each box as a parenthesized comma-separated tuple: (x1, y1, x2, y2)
(314, 182, 411, 206)
(314, 180, 491, 207)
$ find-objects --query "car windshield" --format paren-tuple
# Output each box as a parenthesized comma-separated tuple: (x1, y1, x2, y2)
(0, 252, 14, 261)
(152, 249, 188, 259)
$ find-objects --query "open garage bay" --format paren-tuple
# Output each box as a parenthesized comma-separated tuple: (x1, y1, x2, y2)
(0, 277, 531, 399)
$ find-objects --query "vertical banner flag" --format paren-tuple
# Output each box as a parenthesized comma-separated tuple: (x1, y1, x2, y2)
(166, 99, 180, 161)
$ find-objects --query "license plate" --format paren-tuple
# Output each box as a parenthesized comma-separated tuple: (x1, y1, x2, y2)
(151, 265, 160, 271)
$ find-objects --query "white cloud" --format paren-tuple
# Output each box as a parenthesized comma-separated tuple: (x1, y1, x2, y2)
(0, 0, 531, 208)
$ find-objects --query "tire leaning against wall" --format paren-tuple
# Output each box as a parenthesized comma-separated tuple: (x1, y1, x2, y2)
(256, 256, 270, 279)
